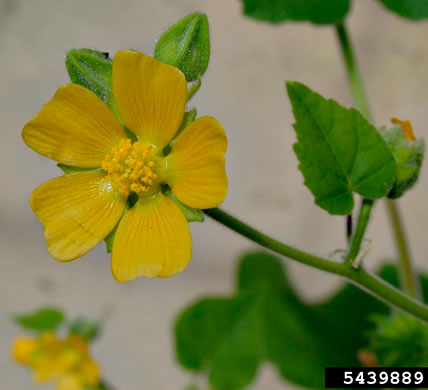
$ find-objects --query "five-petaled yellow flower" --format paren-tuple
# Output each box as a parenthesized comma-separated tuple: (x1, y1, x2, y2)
(12, 332, 100, 390)
(22, 50, 228, 281)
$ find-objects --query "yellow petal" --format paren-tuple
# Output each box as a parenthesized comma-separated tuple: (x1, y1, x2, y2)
(111, 193, 192, 281)
(11, 337, 38, 364)
(81, 359, 101, 386)
(22, 84, 127, 168)
(31, 172, 126, 261)
(112, 50, 187, 147)
(166, 117, 228, 209)
(56, 376, 81, 390)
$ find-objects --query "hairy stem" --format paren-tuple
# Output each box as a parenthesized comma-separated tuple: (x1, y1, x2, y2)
(345, 198, 374, 266)
(204, 208, 428, 322)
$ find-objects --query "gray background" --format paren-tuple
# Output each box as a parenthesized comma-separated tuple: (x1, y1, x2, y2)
(2, 0, 428, 389)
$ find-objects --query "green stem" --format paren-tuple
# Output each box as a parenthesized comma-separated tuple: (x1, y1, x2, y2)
(345, 198, 374, 266)
(335, 22, 372, 120)
(386, 199, 421, 298)
(205, 208, 347, 276)
(204, 208, 428, 322)
(335, 21, 419, 299)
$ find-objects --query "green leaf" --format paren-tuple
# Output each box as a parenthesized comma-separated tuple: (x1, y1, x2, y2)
(242, 0, 351, 25)
(378, 0, 428, 20)
(164, 187, 204, 223)
(287, 81, 396, 215)
(176, 297, 242, 371)
(14, 307, 65, 332)
(209, 298, 263, 390)
(155, 13, 210, 82)
(175, 252, 398, 390)
(237, 252, 288, 293)
(70, 317, 101, 342)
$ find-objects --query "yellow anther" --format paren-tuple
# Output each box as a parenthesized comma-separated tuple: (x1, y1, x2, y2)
(130, 183, 140, 192)
(391, 118, 416, 142)
(101, 139, 160, 196)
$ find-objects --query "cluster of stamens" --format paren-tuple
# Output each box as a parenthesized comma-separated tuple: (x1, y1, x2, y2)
(102, 139, 158, 197)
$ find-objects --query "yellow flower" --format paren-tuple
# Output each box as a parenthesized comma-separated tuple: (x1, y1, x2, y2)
(11, 332, 100, 390)
(22, 50, 228, 281)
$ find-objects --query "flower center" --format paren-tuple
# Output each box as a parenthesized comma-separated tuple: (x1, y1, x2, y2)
(102, 139, 161, 197)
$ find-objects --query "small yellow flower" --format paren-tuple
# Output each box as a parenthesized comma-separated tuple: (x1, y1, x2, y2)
(11, 332, 100, 390)
(22, 50, 228, 281)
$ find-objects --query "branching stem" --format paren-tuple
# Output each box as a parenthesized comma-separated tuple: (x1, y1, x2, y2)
(204, 208, 428, 321)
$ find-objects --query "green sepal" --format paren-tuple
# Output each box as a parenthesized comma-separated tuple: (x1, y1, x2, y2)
(66, 49, 121, 122)
(287, 81, 396, 215)
(164, 187, 204, 223)
(57, 164, 99, 175)
(104, 227, 116, 254)
(164, 109, 197, 156)
(69, 317, 101, 342)
(155, 13, 210, 82)
(187, 77, 201, 102)
(382, 125, 425, 199)
(242, 0, 351, 25)
(14, 307, 65, 332)
(378, 0, 428, 20)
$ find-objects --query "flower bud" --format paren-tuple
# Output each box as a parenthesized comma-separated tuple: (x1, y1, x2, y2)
(155, 13, 210, 81)
(65, 49, 113, 108)
(382, 118, 425, 199)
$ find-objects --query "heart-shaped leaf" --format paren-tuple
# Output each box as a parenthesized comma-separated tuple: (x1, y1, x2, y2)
(287, 81, 396, 215)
